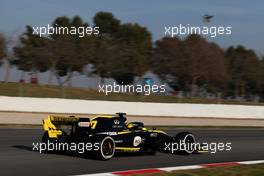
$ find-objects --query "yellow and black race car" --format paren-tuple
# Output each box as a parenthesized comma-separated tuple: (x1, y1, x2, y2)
(42, 113, 200, 160)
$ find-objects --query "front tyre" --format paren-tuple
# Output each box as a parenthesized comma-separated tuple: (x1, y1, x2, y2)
(174, 132, 196, 155)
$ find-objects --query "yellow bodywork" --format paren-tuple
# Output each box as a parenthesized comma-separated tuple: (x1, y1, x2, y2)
(43, 115, 79, 138)
(42, 115, 113, 138)
(90, 115, 114, 129)
(43, 114, 167, 138)
(115, 147, 141, 151)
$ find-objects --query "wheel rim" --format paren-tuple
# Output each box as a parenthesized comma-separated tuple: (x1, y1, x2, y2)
(183, 134, 195, 153)
(101, 137, 115, 159)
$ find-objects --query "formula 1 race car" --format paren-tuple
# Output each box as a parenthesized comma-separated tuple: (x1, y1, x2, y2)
(42, 113, 200, 160)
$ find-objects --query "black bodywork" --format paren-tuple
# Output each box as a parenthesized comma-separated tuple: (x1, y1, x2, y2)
(42, 113, 197, 160)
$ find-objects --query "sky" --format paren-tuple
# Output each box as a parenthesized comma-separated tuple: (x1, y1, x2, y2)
(0, 0, 263, 86)
(0, 0, 264, 53)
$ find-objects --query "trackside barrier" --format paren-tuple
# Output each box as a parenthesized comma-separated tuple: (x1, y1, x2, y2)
(0, 96, 263, 119)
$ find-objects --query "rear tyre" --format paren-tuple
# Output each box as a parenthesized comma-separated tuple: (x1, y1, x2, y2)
(174, 132, 196, 155)
(92, 135, 115, 160)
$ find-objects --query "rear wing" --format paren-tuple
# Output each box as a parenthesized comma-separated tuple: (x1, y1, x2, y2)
(43, 115, 80, 138)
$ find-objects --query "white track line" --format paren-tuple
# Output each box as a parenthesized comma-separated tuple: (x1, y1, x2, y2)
(159, 165, 203, 172)
(239, 160, 264, 165)
(73, 159, 264, 176)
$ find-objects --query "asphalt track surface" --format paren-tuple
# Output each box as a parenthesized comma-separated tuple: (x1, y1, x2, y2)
(0, 128, 264, 176)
